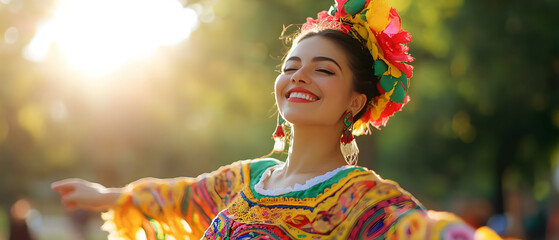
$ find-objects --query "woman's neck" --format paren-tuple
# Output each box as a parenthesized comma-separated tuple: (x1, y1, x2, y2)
(282, 124, 347, 176)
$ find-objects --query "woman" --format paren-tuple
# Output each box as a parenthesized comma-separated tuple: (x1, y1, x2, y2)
(52, 0, 502, 239)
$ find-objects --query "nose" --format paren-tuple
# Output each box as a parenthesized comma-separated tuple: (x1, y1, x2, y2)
(290, 68, 311, 84)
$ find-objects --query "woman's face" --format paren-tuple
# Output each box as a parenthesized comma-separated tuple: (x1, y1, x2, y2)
(275, 35, 365, 128)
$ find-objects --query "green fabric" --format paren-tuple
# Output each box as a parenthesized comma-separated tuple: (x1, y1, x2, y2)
(248, 159, 282, 184)
(248, 159, 367, 200)
(379, 75, 395, 92)
(391, 73, 408, 103)
(391, 83, 406, 103)
(380, 73, 408, 103)
(344, 0, 367, 15)
(401, 72, 409, 90)
(360, 9, 369, 21)
(374, 60, 388, 77)
(146, 217, 166, 240)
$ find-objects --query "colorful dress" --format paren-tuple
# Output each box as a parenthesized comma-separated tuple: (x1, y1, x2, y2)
(101, 158, 501, 239)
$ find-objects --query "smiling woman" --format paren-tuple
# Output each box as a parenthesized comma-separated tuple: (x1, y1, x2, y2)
(46, 0, 511, 239)
(24, 0, 198, 76)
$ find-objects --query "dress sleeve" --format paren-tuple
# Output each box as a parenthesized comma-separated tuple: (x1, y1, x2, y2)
(100, 160, 247, 240)
(385, 209, 503, 240)
(348, 176, 504, 240)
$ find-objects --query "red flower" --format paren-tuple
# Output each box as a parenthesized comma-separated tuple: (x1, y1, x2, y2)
(332, 0, 349, 18)
(375, 8, 414, 77)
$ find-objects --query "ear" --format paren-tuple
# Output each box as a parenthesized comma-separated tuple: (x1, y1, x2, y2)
(349, 93, 367, 116)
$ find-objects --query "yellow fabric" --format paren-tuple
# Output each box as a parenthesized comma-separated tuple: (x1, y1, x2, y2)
(366, 0, 391, 32)
(101, 159, 504, 240)
(475, 226, 508, 240)
(101, 161, 246, 240)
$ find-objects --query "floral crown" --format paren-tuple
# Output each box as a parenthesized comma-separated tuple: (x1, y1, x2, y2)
(302, 0, 414, 136)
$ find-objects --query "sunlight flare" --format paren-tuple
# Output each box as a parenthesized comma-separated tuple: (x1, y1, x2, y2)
(24, 0, 198, 75)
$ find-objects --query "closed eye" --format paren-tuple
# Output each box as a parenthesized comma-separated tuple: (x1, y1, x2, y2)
(283, 68, 298, 72)
(317, 69, 334, 75)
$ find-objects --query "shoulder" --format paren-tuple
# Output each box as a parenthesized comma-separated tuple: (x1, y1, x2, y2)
(204, 158, 281, 177)
(344, 167, 488, 240)
(215, 158, 282, 184)
(338, 167, 426, 238)
(226, 157, 282, 174)
(242, 157, 282, 178)
(245, 158, 283, 170)
(328, 166, 426, 222)
(338, 166, 423, 207)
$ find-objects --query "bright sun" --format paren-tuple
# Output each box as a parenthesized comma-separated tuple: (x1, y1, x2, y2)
(24, 0, 198, 76)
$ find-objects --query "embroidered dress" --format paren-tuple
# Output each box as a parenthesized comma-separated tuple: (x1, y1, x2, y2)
(102, 158, 500, 239)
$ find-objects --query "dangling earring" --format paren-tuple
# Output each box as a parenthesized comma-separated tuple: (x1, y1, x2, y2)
(272, 114, 286, 152)
(341, 111, 359, 165)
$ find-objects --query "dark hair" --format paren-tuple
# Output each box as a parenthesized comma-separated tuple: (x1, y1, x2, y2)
(291, 29, 380, 120)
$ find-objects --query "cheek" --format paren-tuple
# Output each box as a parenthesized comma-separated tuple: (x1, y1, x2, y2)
(274, 74, 289, 102)
(323, 81, 352, 104)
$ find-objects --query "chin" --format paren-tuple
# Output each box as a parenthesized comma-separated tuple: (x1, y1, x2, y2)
(282, 112, 331, 127)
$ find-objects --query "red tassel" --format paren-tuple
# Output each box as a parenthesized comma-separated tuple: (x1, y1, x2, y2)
(341, 129, 354, 144)
(273, 125, 285, 138)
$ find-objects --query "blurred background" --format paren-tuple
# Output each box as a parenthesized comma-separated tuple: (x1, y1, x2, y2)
(0, 0, 557, 239)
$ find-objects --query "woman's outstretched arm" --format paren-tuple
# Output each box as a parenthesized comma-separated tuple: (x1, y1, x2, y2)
(51, 178, 123, 211)
(51, 160, 250, 240)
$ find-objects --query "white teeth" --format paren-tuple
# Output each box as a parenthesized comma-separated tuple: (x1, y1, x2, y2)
(289, 92, 317, 101)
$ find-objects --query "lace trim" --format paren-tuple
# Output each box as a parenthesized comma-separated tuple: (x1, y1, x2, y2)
(253, 164, 352, 196)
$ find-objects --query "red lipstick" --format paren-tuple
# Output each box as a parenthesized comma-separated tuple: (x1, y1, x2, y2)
(286, 87, 319, 103)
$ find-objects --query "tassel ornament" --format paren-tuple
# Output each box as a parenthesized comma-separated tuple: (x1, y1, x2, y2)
(272, 114, 286, 152)
(341, 111, 359, 165)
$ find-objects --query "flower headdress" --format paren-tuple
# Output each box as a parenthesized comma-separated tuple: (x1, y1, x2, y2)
(302, 0, 414, 136)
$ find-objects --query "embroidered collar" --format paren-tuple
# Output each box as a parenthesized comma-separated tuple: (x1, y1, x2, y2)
(253, 164, 352, 196)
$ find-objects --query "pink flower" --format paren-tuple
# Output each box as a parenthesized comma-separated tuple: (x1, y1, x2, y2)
(302, 11, 351, 33)
(375, 8, 414, 77)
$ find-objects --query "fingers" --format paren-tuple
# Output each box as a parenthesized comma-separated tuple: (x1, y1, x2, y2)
(51, 178, 83, 190)
(51, 181, 77, 198)
(52, 185, 74, 196)
(52, 179, 85, 210)
(60, 189, 77, 202)
(54, 187, 79, 210)
(51, 178, 114, 211)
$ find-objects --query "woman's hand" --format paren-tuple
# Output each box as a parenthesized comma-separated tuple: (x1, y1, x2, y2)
(51, 178, 123, 211)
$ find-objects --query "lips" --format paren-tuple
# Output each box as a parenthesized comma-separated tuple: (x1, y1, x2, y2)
(286, 87, 319, 102)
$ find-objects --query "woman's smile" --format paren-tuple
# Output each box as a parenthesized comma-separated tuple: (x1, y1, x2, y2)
(274, 35, 356, 126)
(286, 87, 319, 102)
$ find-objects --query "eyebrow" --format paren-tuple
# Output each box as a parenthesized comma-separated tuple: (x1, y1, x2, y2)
(285, 56, 343, 72)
